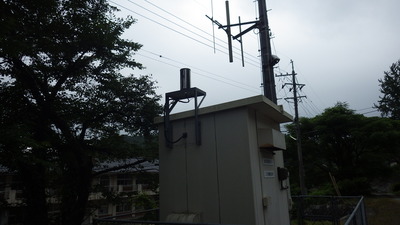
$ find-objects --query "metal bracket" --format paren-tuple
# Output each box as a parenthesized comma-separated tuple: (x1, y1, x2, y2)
(164, 87, 206, 148)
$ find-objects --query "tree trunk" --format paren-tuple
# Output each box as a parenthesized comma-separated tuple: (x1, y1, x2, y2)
(60, 149, 93, 225)
(18, 163, 49, 225)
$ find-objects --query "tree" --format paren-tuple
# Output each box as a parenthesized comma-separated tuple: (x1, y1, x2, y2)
(375, 59, 400, 120)
(0, 1, 162, 225)
(285, 103, 400, 195)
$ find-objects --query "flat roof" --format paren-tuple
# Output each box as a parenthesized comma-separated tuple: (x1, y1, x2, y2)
(155, 95, 293, 124)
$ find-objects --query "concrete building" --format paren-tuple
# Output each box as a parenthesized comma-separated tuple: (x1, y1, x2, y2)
(0, 159, 158, 225)
(89, 158, 159, 220)
(156, 95, 293, 225)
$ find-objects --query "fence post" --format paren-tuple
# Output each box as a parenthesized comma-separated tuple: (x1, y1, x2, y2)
(297, 196, 304, 225)
(360, 197, 368, 225)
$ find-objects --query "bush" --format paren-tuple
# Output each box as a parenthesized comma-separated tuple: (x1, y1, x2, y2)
(308, 184, 335, 196)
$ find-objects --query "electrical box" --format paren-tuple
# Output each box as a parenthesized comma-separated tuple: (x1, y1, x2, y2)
(155, 95, 293, 225)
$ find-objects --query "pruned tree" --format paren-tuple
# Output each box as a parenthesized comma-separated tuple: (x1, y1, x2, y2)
(375, 59, 400, 120)
(0, 0, 162, 225)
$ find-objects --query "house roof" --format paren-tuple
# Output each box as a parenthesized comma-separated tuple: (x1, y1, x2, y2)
(0, 158, 159, 175)
(93, 158, 159, 174)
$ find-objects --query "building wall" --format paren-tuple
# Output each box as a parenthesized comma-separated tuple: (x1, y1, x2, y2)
(159, 111, 221, 223)
(159, 100, 291, 225)
(160, 107, 257, 224)
(0, 170, 157, 224)
(252, 110, 291, 225)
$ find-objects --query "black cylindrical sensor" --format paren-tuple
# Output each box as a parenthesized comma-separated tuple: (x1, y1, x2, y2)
(180, 68, 191, 90)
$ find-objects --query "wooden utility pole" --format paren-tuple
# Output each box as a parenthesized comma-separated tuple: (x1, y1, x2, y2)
(277, 60, 307, 195)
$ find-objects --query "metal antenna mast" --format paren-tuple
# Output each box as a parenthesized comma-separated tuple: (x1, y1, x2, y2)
(257, 0, 277, 103)
(206, 0, 279, 103)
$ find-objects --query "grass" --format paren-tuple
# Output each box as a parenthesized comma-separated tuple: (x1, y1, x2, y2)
(365, 197, 400, 225)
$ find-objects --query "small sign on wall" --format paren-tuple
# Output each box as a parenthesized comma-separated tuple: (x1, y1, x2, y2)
(263, 158, 274, 166)
(264, 170, 275, 178)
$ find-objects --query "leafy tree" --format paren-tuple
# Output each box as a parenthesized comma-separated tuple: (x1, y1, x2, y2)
(0, 0, 162, 225)
(375, 59, 400, 120)
(285, 103, 400, 195)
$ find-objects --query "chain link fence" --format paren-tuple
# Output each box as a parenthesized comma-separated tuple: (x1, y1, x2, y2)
(290, 195, 367, 225)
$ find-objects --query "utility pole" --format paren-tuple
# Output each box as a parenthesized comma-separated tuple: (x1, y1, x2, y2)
(276, 60, 307, 195)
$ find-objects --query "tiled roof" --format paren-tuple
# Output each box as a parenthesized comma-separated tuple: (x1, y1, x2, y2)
(0, 158, 159, 174)
(93, 158, 159, 174)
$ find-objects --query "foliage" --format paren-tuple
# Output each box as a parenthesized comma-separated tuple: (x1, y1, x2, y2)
(337, 178, 371, 196)
(285, 102, 400, 196)
(375, 59, 400, 120)
(0, 0, 162, 225)
(307, 184, 335, 196)
(134, 193, 158, 220)
(136, 172, 159, 194)
(134, 193, 157, 210)
(392, 182, 400, 195)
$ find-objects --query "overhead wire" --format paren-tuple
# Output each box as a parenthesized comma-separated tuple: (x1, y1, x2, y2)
(137, 49, 260, 94)
(124, 0, 261, 66)
(111, 0, 325, 117)
(298, 103, 312, 118)
(361, 110, 379, 115)
(109, 1, 219, 54)
(291, 64, 326, 112)
(274, 62, 323, 118)
(210, 0, 216, 53)
(144, 0, 258, 60)
(108, 0, 264, 95)
(356, 107, 375, 112)
(190, 0, 208, 10)
(295, 75, 322, 117)
(356, 107, 380, 116)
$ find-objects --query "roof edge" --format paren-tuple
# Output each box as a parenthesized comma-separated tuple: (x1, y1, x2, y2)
(155, 95, 293, 124)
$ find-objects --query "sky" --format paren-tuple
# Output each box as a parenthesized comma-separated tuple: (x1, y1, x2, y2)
(109, 0, 400, 118)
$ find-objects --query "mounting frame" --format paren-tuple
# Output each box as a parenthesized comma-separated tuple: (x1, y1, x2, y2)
(164, 87, 206, 148)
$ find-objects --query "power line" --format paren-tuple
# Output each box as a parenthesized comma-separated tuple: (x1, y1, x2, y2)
(362, 110, 379, 115)
(356, 107, 375, 112)
(112, 0, 324, 116)
(137, 49, 260, 94)
(297, 88, 322, 116)
(190, 0, 208, 10)
(144, 0, 260, 63)
(109, 1, 217, 52)
(118, 0, 261, 66)
(290, 64, 326, 112)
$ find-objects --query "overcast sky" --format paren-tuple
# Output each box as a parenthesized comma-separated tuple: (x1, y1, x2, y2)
(110, 0, 400, 118)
